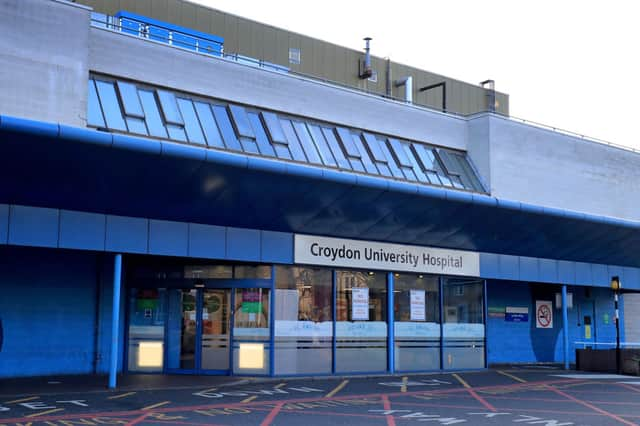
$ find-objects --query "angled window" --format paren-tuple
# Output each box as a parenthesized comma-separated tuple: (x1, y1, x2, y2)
(212, 105, 243, 151)
(247, 112, 276, 157)
(228, 105, 256, 139)
(321, 127, 351, 170)
(362, 133, 392, 176)
(411, 144, 446, 186)
(280, 119, 308, 162)
(378, 139, 405, 179)
(94, 80, 127, 131)
(293, 121, 323, 165)
(116, 81, 144, 118)
(156, 90, 184, 126)
(138, 90, 167, 138)
(351, 133, 380, 175)
(400, 143, 428, 183)
(177, 98, 206, 145)
(307, 124, 337, 167)
(335, 128, 365, 173)
(386, 138, 417, 181)
(260, 112, 287, 145)
(87, 80, 106, 128)
(194, 102, 224, 148)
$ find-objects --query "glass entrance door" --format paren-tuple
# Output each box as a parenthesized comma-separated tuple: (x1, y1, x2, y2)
(167, 288, 231, 374)
(201, 289, 231, 371)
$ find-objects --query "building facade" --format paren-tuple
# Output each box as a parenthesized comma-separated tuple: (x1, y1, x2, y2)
(0, 0, 639, 381)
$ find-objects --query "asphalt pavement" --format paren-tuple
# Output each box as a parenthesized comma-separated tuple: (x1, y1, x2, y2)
(1, 369, 639, 425)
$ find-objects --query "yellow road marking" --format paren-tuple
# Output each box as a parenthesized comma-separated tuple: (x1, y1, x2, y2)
(25, 408, 64, 418)
(401, 376, 408, 393)
(199, 387, 218, 393)
(275, 382, 287, 389)
(242, 395, 258, 403)
(142, 401, 171, 410)
(107, 391, 137, 400)
(497, 370, 527, 383)
(4, 396, 39, 404)
(325, 379, 349, 398)
(452, 373, 471, 389)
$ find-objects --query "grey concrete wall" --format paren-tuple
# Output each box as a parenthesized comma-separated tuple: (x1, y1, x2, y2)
(88, 27, 468, 150)
(467, 115, 492, 190)
(0, 0, 91, 127)
(484, 114, 640, 221)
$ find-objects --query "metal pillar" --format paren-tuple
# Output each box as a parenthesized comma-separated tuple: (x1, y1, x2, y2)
(387, 272, 395, 373)
(109, 254, 122, 389)
(562, 285, 569, 370)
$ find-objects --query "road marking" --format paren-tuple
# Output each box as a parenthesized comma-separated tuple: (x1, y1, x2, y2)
(452, 373, 471, 388)
(242, 396, 258, 403)
(3, 396, 39, 404)
(497, 370, 527, 383)
(545, 385, 636, 426)
(401, 377, 408, 393)
(24, 408, 64, 418)
(452, 373, 496, 412)
(260, 401, 284, 426)
(381, 394, 396, 426)
(275, 382, 287, 389)
(142, 401, 171, 410)
(125, 412, 150, 426)
(200, 387, 218, 393)
(325, 380, 349, 398)
(108, 391, 137, 400)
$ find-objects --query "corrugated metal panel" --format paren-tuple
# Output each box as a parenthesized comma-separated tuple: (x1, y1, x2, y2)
(624, 293, 640, 344)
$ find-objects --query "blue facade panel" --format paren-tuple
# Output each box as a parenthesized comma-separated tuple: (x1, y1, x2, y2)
(539, 258, 558, 283)
(558, 260, 576, 284)
(260, 230, 293, 263)
(8, 205, 59, 248)
(575, 262, 593, 285)
(59, 210, 106, 251)
(622, 267, 640, 291)
(105, 215, 148, 254)
(479, 252, 500, 278)
(187, 223, 226, 259)
(0, 247, 101, 377)
(148, 219, 188, 256)
(591, 264, 609, 287)
(499, 254, 520, 280)
(226, 227, 260, 261)
(519, 257, 538, 281)
(0, 204, 7, 244)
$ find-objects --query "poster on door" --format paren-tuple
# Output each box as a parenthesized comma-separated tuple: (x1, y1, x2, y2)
(352, 287, 369, 320)
(410, 289, 426, 321)
(536, 300, 553, 329)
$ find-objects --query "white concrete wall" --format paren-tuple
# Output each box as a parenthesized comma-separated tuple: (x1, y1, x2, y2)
(88, 27, 468, 151)
(469, 114, 640, 221)
(0, 0, 90, 127)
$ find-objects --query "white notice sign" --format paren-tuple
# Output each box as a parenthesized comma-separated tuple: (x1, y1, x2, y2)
(536, 300, 553, 329)
(410, 289, 426, 321)
(352, 287, 369, 321)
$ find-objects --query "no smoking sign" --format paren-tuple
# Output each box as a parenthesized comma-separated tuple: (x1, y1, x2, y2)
(536, 300, 553, 328)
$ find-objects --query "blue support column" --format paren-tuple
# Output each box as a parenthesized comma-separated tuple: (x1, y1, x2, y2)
(387, 272, 395, 373)
(332, 270, 337, 374)
(562, 285, 569, 370)
(109, 254, 122, 389)
(269, 265, 276, 376)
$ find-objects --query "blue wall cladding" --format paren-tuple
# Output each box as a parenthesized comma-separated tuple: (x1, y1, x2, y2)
(487, 280, 618, 365)
(0, 204, 7, 244)
(8, 205, 59, 248)
(0, 247, 100, 377)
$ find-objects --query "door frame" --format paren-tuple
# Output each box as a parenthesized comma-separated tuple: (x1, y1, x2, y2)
(163, 278, 271, 375)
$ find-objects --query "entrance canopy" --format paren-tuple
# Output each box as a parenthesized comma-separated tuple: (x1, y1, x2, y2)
(1, 115, 639, 267)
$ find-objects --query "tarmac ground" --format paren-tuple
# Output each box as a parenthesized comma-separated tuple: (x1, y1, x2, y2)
(1, 368, 639, 425)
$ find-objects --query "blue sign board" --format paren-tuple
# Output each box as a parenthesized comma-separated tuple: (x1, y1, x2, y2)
(505, 307, 529, 322)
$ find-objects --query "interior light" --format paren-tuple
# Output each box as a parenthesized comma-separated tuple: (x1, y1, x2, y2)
(418, 275, 424, 279)
(239, 343, 264, 369)
(138, 341, 163, 368)
(368, 271, 375, 276)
